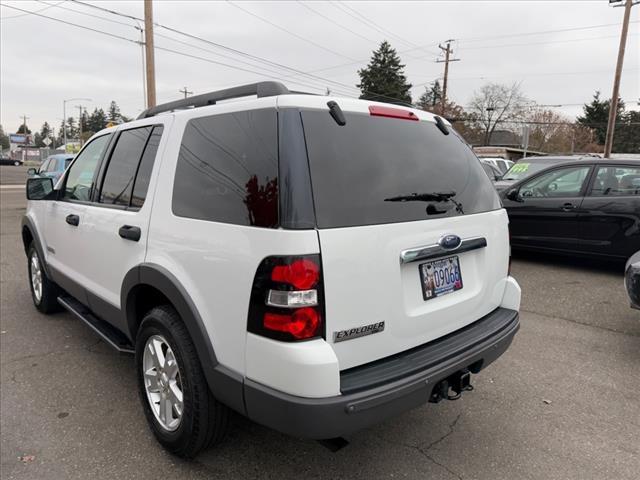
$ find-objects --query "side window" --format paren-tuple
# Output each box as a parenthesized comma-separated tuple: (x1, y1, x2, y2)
(131, 126, 163, 208)
(590, 166, 640, 196)
(63, 134, 112, 201)
(40, 159, 52, 173)
(172, 109, 278, 227)
(520, 166, 591, 198)
(99, 127, 152, 206)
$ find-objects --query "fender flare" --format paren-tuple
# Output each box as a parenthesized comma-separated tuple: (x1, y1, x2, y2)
(121, 263, 245, 414)
(21, 215, 51, 277)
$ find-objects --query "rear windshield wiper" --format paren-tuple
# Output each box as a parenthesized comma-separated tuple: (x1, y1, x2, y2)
(384, 191, 464, 214)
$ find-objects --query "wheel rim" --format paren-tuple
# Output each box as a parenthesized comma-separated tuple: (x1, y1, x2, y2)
(30, 252, 43, 304)
(143, 335, 184, 431)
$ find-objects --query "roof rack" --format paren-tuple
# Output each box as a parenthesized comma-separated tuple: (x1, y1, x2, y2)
(137, 81, 290, 119)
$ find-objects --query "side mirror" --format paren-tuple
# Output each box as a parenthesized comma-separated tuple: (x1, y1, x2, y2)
(26, 177, 54, 200)
(27, 168, 37, 176)
(505, 188, 521, 202)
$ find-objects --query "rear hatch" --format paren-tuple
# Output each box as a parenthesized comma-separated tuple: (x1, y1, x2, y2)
(300, 104, 509, 370)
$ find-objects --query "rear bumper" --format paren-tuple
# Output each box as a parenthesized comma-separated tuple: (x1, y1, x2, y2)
(244, 307, 519, 439)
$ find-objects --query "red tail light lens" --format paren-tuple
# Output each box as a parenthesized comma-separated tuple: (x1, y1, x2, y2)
(247, 255, 325, 342)
(271, 259, 319, 290)
(264, 308, 320, 339)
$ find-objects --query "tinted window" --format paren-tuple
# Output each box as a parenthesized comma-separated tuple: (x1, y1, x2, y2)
(131, 126, 163, 208)
(301, 111, 499, 228)
(64, 134, 111, 201)
(590, 165, 640, 196)
(40, 159, 52, 172)
(173, 109, 278, 227)
(520, 166, 591, 198)
(99, 127, 152, 206)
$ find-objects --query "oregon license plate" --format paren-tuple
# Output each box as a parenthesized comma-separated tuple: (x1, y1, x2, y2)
(419, 256, 463, 301)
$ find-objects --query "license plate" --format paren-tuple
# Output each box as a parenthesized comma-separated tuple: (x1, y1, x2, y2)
(419, 256, 463, 301)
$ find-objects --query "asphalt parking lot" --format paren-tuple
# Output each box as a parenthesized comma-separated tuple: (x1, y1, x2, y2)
(1, 165, 639, 480)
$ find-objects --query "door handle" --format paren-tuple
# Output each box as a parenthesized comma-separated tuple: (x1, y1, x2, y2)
(65, 214, 80, 226)
(561, 203, 576, 212)
(118, 225, 141, 242)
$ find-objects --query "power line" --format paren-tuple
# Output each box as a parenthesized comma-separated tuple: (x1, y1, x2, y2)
(35, 0, 138, 28)
(226, 1, 358, 61)
(295, 1, 378, 44)
(68, 0, 361, 96)
(0, 3, 140, 44)
(0, 1, 65, 20)
(330, 0, 439, 57)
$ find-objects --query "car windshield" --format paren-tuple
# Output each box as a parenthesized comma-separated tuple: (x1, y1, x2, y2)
(300, 110, 500, 228)
(502, 161, 551, 181)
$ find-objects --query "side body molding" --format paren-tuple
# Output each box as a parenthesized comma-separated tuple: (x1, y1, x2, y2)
(121, 263, 246, 415)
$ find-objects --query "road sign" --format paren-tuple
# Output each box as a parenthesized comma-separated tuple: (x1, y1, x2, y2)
(42, 137, 52, 146)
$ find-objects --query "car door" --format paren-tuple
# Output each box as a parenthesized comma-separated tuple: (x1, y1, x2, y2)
(579, 164, 640, 259)
(45, 134, 113, 304)
(503, 165, 593, 252)
(78, 122, 169, 331)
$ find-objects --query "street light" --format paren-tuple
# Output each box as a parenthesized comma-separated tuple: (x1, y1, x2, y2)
(62, 97, 91, 149)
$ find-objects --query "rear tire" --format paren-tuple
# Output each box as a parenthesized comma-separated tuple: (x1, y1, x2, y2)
(135, 305, 229, 458)
(27, 243, 61, 314)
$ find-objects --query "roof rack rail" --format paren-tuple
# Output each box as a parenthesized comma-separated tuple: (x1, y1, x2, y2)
(137, 81, 290, 119)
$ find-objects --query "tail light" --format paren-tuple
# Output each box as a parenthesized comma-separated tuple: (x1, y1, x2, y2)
(247, 255, 324, 341)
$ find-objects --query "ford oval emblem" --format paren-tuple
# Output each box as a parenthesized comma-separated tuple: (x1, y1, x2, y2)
(439, 234, 462, 250)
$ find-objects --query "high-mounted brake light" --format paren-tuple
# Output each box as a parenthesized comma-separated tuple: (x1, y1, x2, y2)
(369, 105, 419, 121)
(247, 255, 325, 342)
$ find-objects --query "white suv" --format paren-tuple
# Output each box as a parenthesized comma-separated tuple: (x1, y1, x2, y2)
(23, 82, 521, 457)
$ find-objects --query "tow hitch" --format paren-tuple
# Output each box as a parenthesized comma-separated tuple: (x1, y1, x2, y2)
(429, 369, 474, 403)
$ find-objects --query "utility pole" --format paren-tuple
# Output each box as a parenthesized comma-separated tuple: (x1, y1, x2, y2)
(144, 0, 157, 108)
(76, 105, 84, 146)
(436, 40, 460, 115)
(604, 0, 635, 158)
(179, 86, 193, 99)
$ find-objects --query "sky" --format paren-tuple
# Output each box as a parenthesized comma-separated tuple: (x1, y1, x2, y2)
(1, 0, 639, 135)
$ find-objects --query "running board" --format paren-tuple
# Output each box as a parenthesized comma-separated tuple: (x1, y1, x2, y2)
(57, 296, 135, 355)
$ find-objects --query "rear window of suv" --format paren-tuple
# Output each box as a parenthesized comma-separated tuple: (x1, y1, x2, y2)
(300, 110, 500, 228)
(173, 109, 278, 228)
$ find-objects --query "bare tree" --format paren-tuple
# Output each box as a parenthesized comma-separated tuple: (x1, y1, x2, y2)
(468, 82, 529, 145)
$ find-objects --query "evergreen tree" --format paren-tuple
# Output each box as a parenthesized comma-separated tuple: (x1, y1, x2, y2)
(108, 101, 122, 122)
(613, 110, 640, 153)
(34, 122, 52, 148)
(87, 108, 108, 133)
(0, 124, 10, 150)
(577, 91, 624, 145)
(417, 81, 443, 110)
(65, 117, 77, 140)
(357, 41, 412, 104)
(17, 123, 31, 134)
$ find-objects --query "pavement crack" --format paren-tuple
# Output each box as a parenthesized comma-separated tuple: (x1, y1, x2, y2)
(521, 308, 640, 338)
(422, 413, 461, 452)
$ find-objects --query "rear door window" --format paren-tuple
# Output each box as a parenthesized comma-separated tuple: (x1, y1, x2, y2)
(172, 109, 278, 227)
(590, 165, 640, 196)
(300, 110, 499, 228)
(99, 127, 152, 206)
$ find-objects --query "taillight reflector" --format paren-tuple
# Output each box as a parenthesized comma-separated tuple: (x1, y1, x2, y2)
(369, 105, 419, 121)
(264, 308, 320, 340)
(271, 258, 320, 290)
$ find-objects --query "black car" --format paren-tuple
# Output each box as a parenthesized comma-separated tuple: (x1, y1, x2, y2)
(0, 156, 23, 166)
(494, 155, 598, 192)
(501, 158, 640, 261)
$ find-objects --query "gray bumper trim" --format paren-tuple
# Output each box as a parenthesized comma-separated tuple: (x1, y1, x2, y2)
(243, 307, 519, 439)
